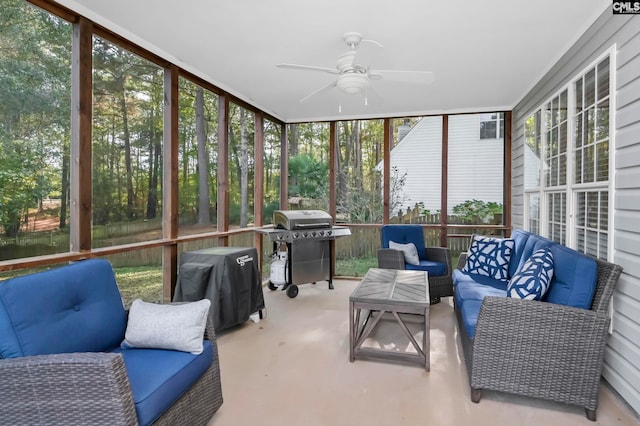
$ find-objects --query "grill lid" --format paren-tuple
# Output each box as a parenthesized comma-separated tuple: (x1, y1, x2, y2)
(274, 210, 333, 230)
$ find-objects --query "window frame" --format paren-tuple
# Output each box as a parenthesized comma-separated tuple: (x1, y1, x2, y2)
(479, 112, 504, 140)
(522, 47, 615, 260)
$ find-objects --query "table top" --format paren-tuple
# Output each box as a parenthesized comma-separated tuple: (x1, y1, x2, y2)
(350, 268, 429, 307)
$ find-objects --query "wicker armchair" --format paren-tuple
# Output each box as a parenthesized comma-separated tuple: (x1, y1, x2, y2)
(455, 254, 622, 421)
(0, 308, 223, 426)
(378, 224, 453, 303)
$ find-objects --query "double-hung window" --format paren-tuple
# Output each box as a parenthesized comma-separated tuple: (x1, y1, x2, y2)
(523, 52, 612, 259)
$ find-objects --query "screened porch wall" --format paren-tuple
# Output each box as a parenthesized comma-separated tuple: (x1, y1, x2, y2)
(512, 10, 640, 416)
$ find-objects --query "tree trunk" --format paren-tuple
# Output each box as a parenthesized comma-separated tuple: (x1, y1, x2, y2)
(146, 103, 161, 219)
(119, 76, 136, 219)
(289, 123, 298, 195)
(196, 87, 210, 225)
(59, 132, 69, 229)
(239, 108, 248, 227)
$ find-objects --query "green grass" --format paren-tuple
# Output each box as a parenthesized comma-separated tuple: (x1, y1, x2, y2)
(114, 266, 163, 307)
(336, 256, 377, 277)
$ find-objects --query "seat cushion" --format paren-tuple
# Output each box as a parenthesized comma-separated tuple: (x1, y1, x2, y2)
(113, 339, 214, 426)
(406, 260, 447, 276)
(459, 299, 484, 339)
(0, 259, 126, 358)
(462, 235, 515, 282)
(453, 269, 508, 289)
(507, 248, 554, 300)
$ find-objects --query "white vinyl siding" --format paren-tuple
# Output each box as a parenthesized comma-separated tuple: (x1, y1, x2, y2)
(512, 10, 640, 416)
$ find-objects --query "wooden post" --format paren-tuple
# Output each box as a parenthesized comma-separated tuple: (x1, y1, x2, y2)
(254, 112, 264, 267)
(440, 115, 449, 248)
(383, 119, 391, 224)
(162, 65, 179, 302)
(70, 17, 92, 253)
(217, 95, 229, 246)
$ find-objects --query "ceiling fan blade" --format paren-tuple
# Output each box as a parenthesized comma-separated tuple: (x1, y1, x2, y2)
(369, 70, 435, 85)
(277, 63, 339, 74)
(300, 80, 337, 103)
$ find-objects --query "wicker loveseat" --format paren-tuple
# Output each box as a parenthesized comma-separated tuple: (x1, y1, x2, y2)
(0, 259, 223, 425)
(453, 229, 622, 421)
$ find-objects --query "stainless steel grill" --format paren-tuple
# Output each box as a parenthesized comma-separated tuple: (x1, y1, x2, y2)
(256, 210, 351, 298)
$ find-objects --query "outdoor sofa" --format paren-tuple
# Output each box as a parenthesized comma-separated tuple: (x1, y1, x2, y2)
(453, 229, 622, 421)
(0, 258, 223, 425)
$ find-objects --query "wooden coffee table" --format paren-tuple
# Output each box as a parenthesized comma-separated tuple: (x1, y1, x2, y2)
(349, 268, 430, 371)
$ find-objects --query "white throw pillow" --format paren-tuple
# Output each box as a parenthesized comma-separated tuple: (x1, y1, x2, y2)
(122, 299, 210, 354)
(389, 240, 420, 265)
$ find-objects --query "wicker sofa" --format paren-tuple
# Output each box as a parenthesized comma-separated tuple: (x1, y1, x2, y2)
(453, 229, 622, 421)
(378, 224, 453, 303)
(0, 259, 223, 425)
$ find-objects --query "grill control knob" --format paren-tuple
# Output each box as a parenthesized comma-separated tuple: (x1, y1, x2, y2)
(303, 232, 308, 237)
(318, 230, 324, 236)
(311, 231, 316, 237)
(327, 230, 332, 236)
(293, 232, 299, 238)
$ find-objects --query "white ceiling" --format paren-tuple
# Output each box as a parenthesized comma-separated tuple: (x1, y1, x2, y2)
(55, 0, 610, 123)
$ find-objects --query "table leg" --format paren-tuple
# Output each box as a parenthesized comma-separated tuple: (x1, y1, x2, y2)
(424, 306, 430, 371)
(349, 301, 355, 362)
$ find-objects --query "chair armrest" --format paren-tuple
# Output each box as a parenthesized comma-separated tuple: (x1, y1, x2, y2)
(425, 247, 452, 274)
(377, 248, 406, 270)
(0, 352, 137, 425)
(471, 296, 610, 404)
(456, 252, 467, 270)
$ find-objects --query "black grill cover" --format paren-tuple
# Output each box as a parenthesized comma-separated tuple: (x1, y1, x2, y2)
(173, 247, 265, 331)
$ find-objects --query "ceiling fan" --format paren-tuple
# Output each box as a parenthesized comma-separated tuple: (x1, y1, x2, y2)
(277, 32, 435, 105)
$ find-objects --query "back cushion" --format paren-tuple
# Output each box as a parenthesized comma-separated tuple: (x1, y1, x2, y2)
(0, 259, 127, 358)
(381, 225, 427, 260)
(507, 229, 532, 277)
(543, 244, 597, 309)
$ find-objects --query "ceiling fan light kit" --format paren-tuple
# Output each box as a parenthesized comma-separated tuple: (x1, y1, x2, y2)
(337, 72, 369, 95)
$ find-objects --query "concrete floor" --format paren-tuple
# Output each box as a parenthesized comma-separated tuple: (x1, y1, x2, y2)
(209, 279, 639, 426)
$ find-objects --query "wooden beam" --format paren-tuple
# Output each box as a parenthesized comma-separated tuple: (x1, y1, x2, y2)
(70, 16, 92, 253)
(383, 119, 391, 224)
(441, 115, 449, 247)
(504, 111, 513, 237)
(254, 112, 265, 266)
(217, 95, 230, 246)
(280, 123, 288, 210)
(329, 122, 337, 220)
(162, 65, 179, 302)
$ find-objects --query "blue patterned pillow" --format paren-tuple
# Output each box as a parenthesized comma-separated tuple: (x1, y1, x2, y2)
(507, 248, 554, 300)
(462, 235, 515, 281)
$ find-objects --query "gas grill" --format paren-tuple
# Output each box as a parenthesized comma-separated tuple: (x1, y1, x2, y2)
(256, 210, 351, 298)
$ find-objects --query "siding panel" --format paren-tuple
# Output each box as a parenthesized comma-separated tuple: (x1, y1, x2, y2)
(513, 8, 640, 415)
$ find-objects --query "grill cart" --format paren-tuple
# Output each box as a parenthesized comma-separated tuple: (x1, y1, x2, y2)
(257, 210, 351, 298)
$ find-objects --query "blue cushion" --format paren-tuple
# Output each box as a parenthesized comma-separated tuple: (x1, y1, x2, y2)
(454, 271, 510, 289)
(507, 248, 554, 300)
(113, 340, 214, 426)
(381, 225, 427, 260)
(452, 269, 477, 285)
(507, 229, 533, 277)
(460, 299, 483, 339)
(0, 259, 126, 358)
(455, 281, 507, 303)
(405, 260, 447, 276)
(543, 244, 597, 309)
(462, 235, 515, 282)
